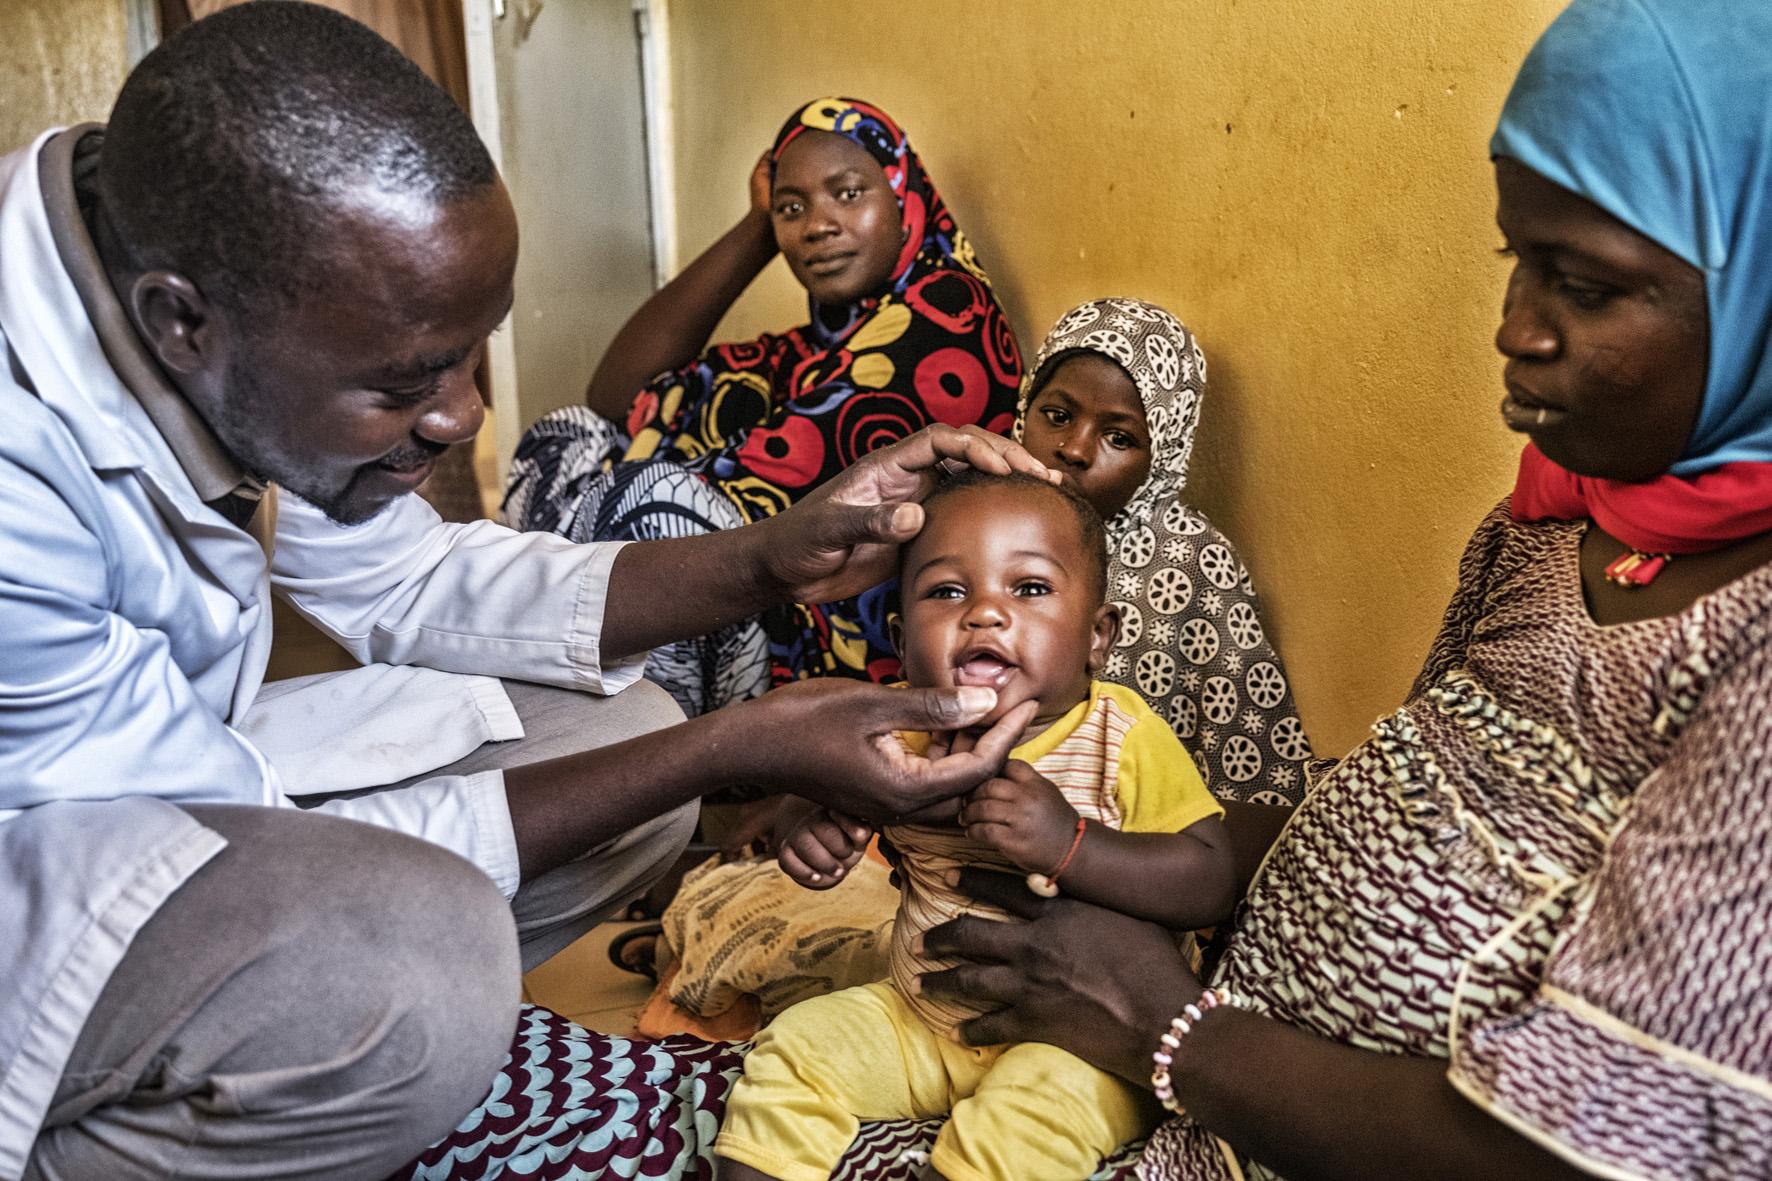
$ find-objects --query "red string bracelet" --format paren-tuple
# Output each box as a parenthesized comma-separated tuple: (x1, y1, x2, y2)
(1026, 817, 1087, 898)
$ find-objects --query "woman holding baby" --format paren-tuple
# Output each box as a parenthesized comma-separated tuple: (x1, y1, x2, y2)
(918, 2, 1772, 1178)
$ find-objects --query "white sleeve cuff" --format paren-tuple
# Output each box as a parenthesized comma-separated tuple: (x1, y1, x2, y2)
(570, 540, 648, 695)
(463, 769, 522, 899)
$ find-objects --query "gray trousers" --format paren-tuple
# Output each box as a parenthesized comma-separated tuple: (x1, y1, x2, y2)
(23, 678, 694, 1181)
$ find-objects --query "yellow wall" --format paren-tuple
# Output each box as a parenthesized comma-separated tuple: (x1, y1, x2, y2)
(1, 0, 128, 154)
(668, 0, 1566, 756)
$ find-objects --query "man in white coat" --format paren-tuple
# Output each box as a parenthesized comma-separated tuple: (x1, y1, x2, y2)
(0, 5, 1048, 1179)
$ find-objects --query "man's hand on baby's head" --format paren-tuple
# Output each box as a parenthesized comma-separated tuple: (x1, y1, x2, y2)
(958, 760, 1082, 875)
(779, 807, 874, 890)
(754, 425, 1056, 606)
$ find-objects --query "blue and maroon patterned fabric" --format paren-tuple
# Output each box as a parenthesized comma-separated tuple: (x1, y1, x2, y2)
(401, 1005, 1143, 1180)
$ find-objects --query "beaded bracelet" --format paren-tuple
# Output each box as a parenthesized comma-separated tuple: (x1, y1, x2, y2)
(1026, 817, 1088, 898)
(1150, 987, 1236, 1113)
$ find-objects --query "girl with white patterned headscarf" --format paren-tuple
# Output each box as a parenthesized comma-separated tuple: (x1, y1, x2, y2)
(1016, 298, 1311, 801)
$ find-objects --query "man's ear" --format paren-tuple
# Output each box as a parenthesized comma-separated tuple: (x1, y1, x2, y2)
(130, 270, 222, 377)
(1086, 603, 1120, 676)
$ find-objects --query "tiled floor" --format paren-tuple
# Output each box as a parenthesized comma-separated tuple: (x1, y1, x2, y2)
(522, 922, 656, 1035)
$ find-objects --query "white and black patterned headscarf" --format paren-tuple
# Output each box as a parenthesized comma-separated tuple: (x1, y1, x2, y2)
(1014, 298, 1310, 801)
(1013, 297, 1208, 549)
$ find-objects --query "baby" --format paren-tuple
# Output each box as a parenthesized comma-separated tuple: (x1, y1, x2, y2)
(715, 470, 1235, 1181)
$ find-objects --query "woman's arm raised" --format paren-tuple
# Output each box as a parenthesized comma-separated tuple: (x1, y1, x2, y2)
(583, 153, 779, 422)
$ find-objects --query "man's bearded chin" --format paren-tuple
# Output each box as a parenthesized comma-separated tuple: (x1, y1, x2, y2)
(208, 371, 408, 527)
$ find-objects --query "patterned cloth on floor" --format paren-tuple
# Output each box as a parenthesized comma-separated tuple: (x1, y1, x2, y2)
(399, 1004, 1143, 1181)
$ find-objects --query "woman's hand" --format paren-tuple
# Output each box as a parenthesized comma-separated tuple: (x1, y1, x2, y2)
(959, 760, 1080, 874)
(916, 867, 1200, 1084)
(732, 680, 1039, 824)
(756, 424, 1057, 605)
(778, 806, 873, 888)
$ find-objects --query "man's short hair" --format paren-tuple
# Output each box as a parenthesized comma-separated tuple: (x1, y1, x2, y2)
(96, 0, 496, 316)
(914, 469, 1110, 602)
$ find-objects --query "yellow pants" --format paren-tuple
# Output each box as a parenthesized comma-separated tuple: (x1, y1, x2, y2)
(716, 982, 1155, 1181)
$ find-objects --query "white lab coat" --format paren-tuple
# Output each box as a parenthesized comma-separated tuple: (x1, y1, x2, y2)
(0, 129, 644, 1177)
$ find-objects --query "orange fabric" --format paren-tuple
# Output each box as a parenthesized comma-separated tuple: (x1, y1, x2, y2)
(634, 963, 764, 1042)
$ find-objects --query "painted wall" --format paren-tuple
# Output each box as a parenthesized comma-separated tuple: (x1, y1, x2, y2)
(1, 0, 128, 154)
(667, 0, 1566, 757)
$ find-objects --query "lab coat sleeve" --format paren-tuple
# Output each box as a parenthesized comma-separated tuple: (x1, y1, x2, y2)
(0, 452, 280, 813)
(269, 487, 648, 694)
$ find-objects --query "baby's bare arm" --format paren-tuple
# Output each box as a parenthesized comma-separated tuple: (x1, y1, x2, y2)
(1055, 815, 1236, 929)
(959, 760, 1236, 929)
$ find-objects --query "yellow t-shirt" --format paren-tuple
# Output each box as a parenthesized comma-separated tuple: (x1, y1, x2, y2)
(889, 680, 1220, 1034)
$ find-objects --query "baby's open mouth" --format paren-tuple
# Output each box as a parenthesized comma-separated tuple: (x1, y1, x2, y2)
(953, 648, 1019, 690)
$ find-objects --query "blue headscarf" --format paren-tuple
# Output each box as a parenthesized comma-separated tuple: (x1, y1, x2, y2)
(1491, 0, 1772, 476)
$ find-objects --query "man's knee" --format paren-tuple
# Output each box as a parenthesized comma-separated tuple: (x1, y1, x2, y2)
(501, 676, 687, 764)
(181, 808, 522, 1149)
(31, 808, 520, 1180)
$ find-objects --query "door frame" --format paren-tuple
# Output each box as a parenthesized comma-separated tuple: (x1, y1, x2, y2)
(460, 0, 675, 481)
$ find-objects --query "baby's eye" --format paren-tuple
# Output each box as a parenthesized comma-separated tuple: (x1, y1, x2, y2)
(926, 584, 965, 601)
(1014, 581, 1054, 597)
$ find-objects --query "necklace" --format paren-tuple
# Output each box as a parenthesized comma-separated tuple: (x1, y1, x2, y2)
(1604, 549, 1672, 588)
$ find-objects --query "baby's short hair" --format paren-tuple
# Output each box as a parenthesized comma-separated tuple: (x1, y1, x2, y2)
(912, 469, 1109, 602)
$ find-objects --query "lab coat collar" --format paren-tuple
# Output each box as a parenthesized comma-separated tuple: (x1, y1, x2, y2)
(0, 129, 270, 603)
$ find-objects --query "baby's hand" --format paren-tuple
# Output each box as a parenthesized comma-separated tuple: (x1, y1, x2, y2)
(960, 760, 1081, 875)
(778, 807, 874, 890)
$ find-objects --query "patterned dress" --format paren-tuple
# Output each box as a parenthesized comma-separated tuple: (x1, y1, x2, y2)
(502, 98, 1021, 716)
(1142, 503, 1772, 1179)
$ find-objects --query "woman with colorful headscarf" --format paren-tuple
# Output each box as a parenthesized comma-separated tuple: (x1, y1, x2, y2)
(908, 2, 1772, 1178)
(503, 97, 1022, 716)
(1015, 298, 1311, 801)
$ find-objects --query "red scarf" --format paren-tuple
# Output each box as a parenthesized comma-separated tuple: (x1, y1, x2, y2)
(1511, 443, 1772, 553)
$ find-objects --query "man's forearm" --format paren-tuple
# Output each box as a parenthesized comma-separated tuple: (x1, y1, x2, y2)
(599, 524, 780, 660)
(503, 699, 749, 880)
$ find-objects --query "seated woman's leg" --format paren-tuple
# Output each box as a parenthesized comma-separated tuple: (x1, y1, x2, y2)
(499, 405, 628, 534)
(589, 460, 770, 716)
(24, 805, 520, 1181)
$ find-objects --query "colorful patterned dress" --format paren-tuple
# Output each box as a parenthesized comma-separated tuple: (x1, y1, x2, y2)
(502, 98, 1021, 716)
(1142, 503, 1772, 1179)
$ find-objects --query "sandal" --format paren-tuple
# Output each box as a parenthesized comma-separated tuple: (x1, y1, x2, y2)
(607, 921, 664, 982)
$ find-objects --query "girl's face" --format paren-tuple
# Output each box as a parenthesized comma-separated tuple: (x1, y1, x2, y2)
(770, 130, 904, 306)
(1020, 353, 1153, 520)
(1493, 157, 1709, 481)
